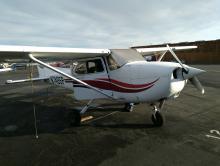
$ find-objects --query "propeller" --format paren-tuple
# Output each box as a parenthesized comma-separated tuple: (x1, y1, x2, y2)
(167, 45, 205, 94)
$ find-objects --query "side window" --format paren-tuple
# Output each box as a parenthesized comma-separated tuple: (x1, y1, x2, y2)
(87, 59, 104, 73)
(74, 59, 104, 74)
(87, 61, 96, 73)
(144, 55, 157, 61)
(106, 55, 120, 70)
(75, 62, 87, 74)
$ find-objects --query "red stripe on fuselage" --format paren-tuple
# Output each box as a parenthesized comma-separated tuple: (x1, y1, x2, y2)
(65, 78, 159, 93)
(97, 78, 159, 89)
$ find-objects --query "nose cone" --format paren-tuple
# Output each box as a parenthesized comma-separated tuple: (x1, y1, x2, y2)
(183, 66, 205, 79)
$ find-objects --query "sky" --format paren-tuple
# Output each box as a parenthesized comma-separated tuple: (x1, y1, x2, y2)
(0, 0, 219, 48)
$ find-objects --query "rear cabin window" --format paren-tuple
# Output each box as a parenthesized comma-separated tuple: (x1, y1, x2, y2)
(75, 59, 104, 74)
(75, 62, 87, 74)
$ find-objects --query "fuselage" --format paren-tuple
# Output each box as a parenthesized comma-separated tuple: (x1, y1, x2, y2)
(38, 59, 187, 103)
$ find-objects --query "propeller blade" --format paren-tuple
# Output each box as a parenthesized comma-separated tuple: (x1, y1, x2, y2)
(189, 76, 205, 94)
(183, 66, 205, 80)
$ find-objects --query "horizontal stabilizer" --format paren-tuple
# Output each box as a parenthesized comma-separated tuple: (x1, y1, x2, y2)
(6, 77, 49, 84)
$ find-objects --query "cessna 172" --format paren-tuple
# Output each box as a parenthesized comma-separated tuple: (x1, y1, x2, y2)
(0, 45, 205, 127)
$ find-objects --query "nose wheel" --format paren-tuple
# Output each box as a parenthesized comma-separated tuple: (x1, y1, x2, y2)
(151, 111, 164, 127)
(151, 100, 165, 127)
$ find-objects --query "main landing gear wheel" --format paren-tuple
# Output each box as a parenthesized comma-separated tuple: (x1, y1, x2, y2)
(151, 111, 164, 127)
(68, 111, 81, 127)
(124, 103, 134, 112)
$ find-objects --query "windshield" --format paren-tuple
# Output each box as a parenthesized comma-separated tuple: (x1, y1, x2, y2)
(106, 55, 120, 70)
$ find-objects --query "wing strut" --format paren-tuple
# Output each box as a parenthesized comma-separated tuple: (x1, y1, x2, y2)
(28, 54, 116, 100)
(157, 50, 167, 61)
(166, 45, 189, 73)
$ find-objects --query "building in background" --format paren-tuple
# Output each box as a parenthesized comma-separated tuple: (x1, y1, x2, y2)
(132, 39, 220, 64)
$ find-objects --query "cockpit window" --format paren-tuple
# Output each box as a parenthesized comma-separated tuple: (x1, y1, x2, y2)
(87, 59, 104, 73)
(106, 55, 120, 70)
(144, 55, 157, 61)
(74, 58, 104, 74)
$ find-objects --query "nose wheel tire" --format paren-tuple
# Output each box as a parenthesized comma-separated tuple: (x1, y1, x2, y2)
(151, 111, 164, 127)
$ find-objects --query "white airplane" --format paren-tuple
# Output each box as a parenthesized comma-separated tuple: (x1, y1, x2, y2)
(0, 45, 205, 127)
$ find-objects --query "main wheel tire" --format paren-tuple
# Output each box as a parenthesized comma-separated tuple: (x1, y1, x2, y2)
(68, 111, 81, 127)
(124, 103, 133, 112)
(151, 111, 164, 127)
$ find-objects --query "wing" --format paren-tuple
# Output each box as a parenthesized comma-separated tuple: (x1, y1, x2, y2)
(0, 45, 110, 62)
(135, 46, 197, 56)
(0, 45, 116, 100)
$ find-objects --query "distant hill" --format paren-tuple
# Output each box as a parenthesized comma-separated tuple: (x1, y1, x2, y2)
(132, 39, 220, 64)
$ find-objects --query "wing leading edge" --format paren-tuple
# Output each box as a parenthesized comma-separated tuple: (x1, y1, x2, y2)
(0, 45, 110, 62)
